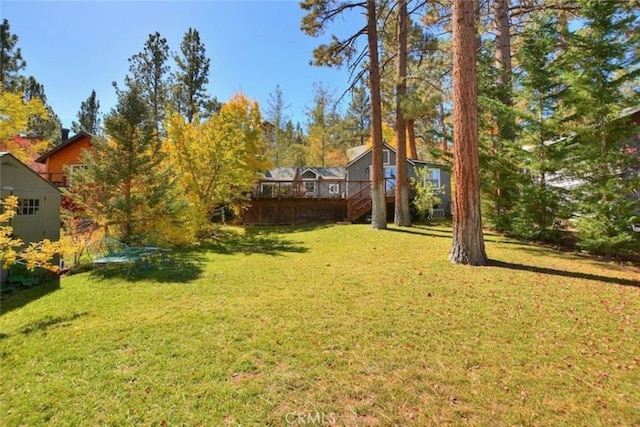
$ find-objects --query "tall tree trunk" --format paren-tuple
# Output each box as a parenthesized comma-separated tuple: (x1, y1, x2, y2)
(395, 0, 411, 226)
(493, 0, 515, 210)
(407, 119, 418, 159)
(494, 0, 512, 122)
(450, 0, 488, 265)
(367, 0, 386, 229)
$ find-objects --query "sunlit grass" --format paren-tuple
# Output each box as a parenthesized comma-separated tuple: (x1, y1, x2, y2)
(1, 223, 639, 425)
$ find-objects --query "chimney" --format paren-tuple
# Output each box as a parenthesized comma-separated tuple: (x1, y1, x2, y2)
(61, 128, 70, 141)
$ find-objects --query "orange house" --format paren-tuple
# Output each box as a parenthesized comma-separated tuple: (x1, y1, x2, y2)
(35, 130, 93, 187)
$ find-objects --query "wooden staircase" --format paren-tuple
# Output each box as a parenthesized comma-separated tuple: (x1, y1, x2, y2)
(347, 184, 372, 222)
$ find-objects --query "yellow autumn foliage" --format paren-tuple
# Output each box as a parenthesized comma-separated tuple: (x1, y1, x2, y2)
(0, 89, 50, 163)
(0, 196, 61, 271)
(163, 93, 270, 230)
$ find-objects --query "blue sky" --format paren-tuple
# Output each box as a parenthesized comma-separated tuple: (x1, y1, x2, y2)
(1, 0, 364, 130)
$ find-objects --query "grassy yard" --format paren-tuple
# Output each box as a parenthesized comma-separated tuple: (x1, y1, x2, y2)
(1, 224, 639, 426)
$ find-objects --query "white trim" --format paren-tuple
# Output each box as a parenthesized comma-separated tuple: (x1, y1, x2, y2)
(383, 149, 391, 165)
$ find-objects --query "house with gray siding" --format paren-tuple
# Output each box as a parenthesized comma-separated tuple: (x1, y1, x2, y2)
(245, 144, 451, 224)
(1, 152, 61, 281)
(344, 144, 452, 217)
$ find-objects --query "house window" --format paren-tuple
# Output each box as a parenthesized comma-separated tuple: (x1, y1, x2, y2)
(304, 181, 317, 196)
(328, 183, 340, 195)
(383, 149, 391, 165)
(301, 169, 318, 180)
(261, 183, 275, 198)
(384, 167, 396, 193)
(430, 169, 441, 189)
(17, 198, 40, 215)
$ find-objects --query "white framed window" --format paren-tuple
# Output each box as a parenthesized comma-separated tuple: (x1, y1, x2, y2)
(328, 183, 340, 195)
(383, 149, 391, 165)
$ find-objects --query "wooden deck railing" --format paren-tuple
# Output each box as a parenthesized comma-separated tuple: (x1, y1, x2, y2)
(346, 183, 372, 221)
(250, 180, 373, 200)
(38, 172, 69, 187)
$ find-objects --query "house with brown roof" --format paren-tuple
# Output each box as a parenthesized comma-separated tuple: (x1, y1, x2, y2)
(35, 129, 92, 187)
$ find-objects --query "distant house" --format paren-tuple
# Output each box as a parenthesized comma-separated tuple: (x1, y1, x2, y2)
(259, 167, 347, 199)
(244, 144, 451, 225)
(344, 143, 452, 217)
(35, 129, 92, 187)
(1, 152, 61, 282)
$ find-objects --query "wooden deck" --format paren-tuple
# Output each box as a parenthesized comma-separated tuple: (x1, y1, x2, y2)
(243, 198, 349, 225)
(243, 180, 405, 225)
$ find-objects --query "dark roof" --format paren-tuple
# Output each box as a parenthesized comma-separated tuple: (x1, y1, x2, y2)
(261, 167, 298, 181)
(0, 152, 61, 193)
(300, 167, 346, 179)
(619, 104, 640, 120)
(35, 131, 93, 164)
(345, 143, 448, 169)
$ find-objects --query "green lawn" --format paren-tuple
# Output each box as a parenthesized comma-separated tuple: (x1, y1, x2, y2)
(1, 224, 639, 426)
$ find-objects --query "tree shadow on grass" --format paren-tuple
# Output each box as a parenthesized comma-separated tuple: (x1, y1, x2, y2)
(0, 277, 61, 316)
(243, 224, 332, 235)
(385, 225, 453, 239)
(199, 228, 309, 256)
(89, 250, 206, 283)
(488, 259, 640, 288)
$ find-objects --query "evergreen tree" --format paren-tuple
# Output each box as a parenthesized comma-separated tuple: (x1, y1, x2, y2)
(0, 19, 26, 91)
(305, 83, 344, 166)
(72, 84, 181, 243)
(264, 84, 291, 165)
(301, 0, 387, 228)
(560, 0, 640, 258)
(173, 28, 212, 123)
(71, 89, 101, 135)
(394, 0, 411, 227)
(449, 0, 488, 265)
(126, 32, 171, 138)
(344, 84, 370, 146)
(22, 76, 62, 141)
(510, 12, 570, 241)
(280, 120, 308, 167)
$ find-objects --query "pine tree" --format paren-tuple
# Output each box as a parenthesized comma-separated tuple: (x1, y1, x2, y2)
(394, 0, 411, 227)
(173, 28, 212, 123)
(449, 0, 488, 265)
(71, 84, 181, 243)
(560, 0, 640, 259)
(264, 84, 291, 166)
(344, 84, 370, 147)
(71, 90, 101, 135)
(511, 12, 569, 241)
(126, 32, 171, 138)
(0, 19, 26, 91)
(305, 83, 344, 166)
(21, 76, 61, 141)
(300, 0, 387, 228)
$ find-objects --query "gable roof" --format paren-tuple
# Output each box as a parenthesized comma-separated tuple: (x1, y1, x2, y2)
(0, 152, 61, 193)
(345, 143, 449, 169)
(35, 131, 93, 164)
(301, 167, 346, 179)
(261, 167, 299, 181)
